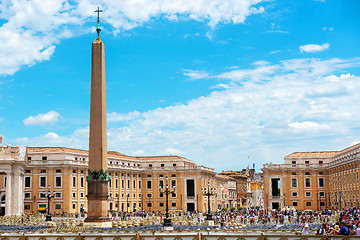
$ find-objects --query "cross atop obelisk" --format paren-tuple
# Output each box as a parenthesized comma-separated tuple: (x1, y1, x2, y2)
(85, 7, 110, 225)
(94, 7, 103, 38)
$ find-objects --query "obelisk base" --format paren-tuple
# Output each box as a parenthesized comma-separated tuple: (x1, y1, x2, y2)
(85, 180, 110, 226)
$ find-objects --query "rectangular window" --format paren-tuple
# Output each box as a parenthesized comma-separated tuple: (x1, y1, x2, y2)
(318, 178, 324, 188)
(147, 202, 152, 207)
(305, 178, 311, 188)
(159, 180, 164, 189)
(149, 164, 152, 167)
(173, 164, 177, 167)
(72, 176, 76, 188)
(133, 179, 136, 189)
(320, 202, 325, 206)
(172, 202, 176, 207)
(139, 180, 141, 189)
(42, 156, 47, 160)
(147, 193, 152, 198)
(122, 179, 125, 189)
(186, 179, 195, 196)
(305, 161, 310, 165)
(109, 179, 112, 188)
(115, 179, 119, 189)
(159, 202, 164, 207)
(25, 176, 31, 188)
(161, 164, 164, 167)
(25, 205, 30, 210)
(55, 192, 62, 198)
(293, 201, 298, 206)
(56, 169, 62, 173)
(127, 179, 130, 189)
(77, 177, 82, 188)
(80, 192, 84, 198)
(147, 180, 152, 189)
(72, 203, 76, 209)
(305, 192, 311, 197)
(159, 193, 164, 198)
(39, 192, 46, 198)
(72, 192, 76, 198)
(319, 192, 325, 197)
(171, 180, 176, 189)
(292, 161, 296, 165)
(40, 169, 46, 173)
(291, 179, 297, 188)
(40, 176, 46, 188)
(55, 176, 62, 187)
(171, 192, 176, 198)
(56, 204, 61, 209)
(292, 192, 298, 197)
(4, 176, 6, 188)
(24, 192, 31, 199)
(306, 202, 311, 206)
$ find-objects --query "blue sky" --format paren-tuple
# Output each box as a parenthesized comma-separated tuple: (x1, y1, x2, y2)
(1, 0, 360, 172)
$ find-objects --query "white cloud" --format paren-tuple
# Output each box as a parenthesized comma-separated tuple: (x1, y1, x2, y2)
(0, 0, 267, 76)
(299, 43, 330, 53)
(162, 147, 186, 156)
(288, 121, 330, 133)
(17, 57, 360, 171)
(183, 69, 211, 80)
(23, 111, 60, 126)
(322, 26, 333, 31)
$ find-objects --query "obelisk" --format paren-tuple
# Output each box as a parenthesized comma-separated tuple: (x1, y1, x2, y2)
(85, 7, 110, 224)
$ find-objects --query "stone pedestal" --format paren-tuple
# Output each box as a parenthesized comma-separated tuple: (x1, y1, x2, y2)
(85, 181, 109, 222)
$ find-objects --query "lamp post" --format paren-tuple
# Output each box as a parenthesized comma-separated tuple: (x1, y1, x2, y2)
(148, 194, 152, 212)
(43, 185, 55, 221)
(159, 176, 176, 227)
(126, 193, 130, 212)
(202, 181, 216, 221)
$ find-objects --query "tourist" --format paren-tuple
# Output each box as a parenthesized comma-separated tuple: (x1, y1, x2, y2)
(330, 225, 340, 235)
(356, 223, 360, 236)
(299, 219, 309, 234)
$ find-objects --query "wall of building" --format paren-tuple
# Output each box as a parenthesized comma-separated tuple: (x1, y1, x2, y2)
(23, 147, 217, 214)
(263, 143, 360, 211)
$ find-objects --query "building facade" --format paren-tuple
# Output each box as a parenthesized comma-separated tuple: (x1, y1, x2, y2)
(218, 171, 248, 208)
(17, 147, 216, 215)
(263, 143, 360, 211)
(215, 174, 237, 210)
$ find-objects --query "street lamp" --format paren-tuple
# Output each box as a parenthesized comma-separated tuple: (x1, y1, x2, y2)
(159, 176, 176, 227)
(43, 185, 55, 221)
(202, 181, 216, 221)
(126, 193, 130, 212)
(148, 194, 152, 212)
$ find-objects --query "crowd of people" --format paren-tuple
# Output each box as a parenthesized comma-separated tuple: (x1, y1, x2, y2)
(106, 207, 360, 235)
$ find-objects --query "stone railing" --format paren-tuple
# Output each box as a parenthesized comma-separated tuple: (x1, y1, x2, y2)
(262, 163, 327, 170)
(1, 231, 359, 240)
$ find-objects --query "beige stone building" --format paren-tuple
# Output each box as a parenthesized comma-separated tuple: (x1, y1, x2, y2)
(215, 174, 237, 210)
(16, 147, 216, 215)
(263, 143, 360, 211)
(218, 171, 248, 207)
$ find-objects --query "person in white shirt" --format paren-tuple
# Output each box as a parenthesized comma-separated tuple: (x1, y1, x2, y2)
(299, 219, 309, 234)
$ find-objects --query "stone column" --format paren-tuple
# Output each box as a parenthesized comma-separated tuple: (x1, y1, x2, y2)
(85, 37, 109, 223)
(12, 168, 24, 216)
(5, 172, 12, 216)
